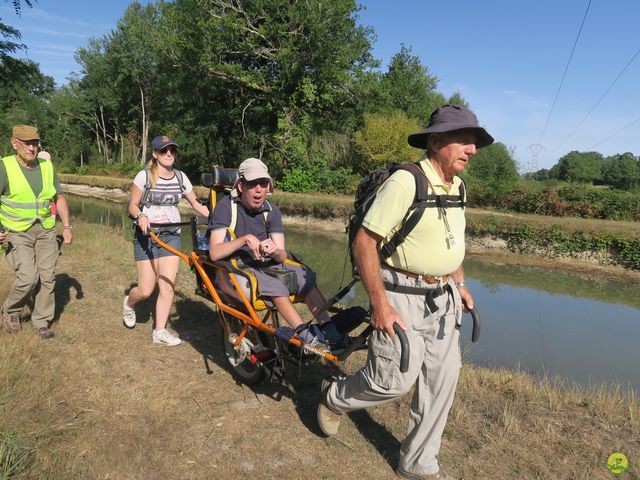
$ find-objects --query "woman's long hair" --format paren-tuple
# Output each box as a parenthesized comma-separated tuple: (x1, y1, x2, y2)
(146, 156, 159, 189)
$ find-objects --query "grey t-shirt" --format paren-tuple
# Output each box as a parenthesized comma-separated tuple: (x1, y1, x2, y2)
(0, 156, 62, 197)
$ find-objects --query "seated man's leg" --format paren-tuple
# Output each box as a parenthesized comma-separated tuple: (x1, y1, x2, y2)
(271, 295, 304, 328)
(279, 263, 330, 324)
(304, 286, 330, 324)
(251, 266, 328, 349)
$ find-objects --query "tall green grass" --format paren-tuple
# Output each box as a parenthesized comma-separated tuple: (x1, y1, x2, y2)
(0, 430, 29, 479)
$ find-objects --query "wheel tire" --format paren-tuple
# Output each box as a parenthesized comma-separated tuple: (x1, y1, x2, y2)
(218, 312, 265, 385)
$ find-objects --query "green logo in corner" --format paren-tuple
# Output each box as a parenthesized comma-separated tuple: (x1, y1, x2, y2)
(607, 453, 629, 475)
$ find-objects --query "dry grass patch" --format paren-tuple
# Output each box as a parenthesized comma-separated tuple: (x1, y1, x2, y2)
(1, 221, 639, 479)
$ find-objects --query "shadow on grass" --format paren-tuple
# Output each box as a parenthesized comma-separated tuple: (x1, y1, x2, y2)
(170, 291, 402, 468)
(52, 273, 84, 323)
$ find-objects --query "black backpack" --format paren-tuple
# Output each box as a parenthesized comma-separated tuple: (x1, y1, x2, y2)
(347, 162, 466, 276)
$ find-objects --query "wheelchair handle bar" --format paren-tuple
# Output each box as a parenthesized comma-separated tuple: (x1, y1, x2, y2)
(468, 307, 480, 343)
(393, 323, 410, 373)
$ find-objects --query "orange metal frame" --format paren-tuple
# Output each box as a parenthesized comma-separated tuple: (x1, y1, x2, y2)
(148, 231, 339, 364)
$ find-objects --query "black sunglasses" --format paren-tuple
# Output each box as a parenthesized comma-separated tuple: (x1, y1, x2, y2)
(159, 146, 177, 154)
(244, 178, 270, 188)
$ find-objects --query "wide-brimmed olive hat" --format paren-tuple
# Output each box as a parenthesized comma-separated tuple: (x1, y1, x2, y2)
(408, 104, 494, 149)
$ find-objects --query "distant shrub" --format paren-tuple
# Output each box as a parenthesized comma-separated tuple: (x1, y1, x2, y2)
(468, 181, 640, 221)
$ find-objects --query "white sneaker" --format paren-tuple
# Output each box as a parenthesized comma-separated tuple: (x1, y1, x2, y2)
(123, 296, 136, 328)
(152, 329, 181, 346)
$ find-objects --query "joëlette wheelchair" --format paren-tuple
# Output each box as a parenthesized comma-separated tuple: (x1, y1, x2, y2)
(147, 166, 412, 385)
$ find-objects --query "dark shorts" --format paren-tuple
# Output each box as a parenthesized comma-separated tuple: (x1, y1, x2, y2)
(133, 230, 182, 262)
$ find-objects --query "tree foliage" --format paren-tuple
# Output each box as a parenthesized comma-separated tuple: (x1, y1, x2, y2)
(602, 153, 639, 191)
(5, 0, 585, 202)
(378, 45, 444, 126)
(352, 110, 422, 173)
(464, 142, 520, 192)
(554, 151, 604, 184)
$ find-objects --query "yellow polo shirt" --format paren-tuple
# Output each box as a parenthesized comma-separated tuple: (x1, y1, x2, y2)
(361, 159, 466, 276)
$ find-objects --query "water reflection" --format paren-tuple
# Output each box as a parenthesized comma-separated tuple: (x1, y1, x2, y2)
(66, 194, 640, 392)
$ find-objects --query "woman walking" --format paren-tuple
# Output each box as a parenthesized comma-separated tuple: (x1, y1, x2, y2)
(123, 135, 209, 345)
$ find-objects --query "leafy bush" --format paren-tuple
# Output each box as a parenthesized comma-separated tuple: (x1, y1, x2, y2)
(352, 110, 422, 174)
(468, 181, 640, 221)
(279, 156, 359, 194)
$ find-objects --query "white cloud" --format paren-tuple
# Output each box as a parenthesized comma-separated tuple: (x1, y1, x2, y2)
(24, 26, 90, 39)
(19, 8, 90, 28)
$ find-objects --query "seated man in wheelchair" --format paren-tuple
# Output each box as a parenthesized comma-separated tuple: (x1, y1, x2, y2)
(208, 158, 331, 351)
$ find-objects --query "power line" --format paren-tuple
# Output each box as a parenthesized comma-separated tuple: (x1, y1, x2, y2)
(590, 114, 640, 150)
(538, 0, 593, 143)
(552, 45, 640, 152)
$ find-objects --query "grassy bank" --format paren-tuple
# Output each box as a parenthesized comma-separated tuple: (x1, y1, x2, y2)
(1, 221, 638, 479)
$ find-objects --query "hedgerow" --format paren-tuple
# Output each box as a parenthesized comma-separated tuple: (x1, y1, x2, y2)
(467, 217, 640, 270)
(467, 183, 640, 221)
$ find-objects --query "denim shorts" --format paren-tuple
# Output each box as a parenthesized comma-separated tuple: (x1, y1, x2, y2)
(133, 230, 182, 261)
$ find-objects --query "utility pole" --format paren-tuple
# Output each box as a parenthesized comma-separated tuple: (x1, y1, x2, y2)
(527, 144, 543, 173)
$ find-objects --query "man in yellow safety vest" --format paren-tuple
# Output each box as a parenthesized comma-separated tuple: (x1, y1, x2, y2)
(0, 125, 74, 338)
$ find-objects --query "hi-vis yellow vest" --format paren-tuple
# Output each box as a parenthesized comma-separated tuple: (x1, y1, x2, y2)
(0, 155, 57, 231)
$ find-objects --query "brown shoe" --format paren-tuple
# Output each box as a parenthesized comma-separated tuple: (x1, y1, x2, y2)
(2, 311, 21, 333)
(317, 377, 342, 436)
(396, 466, 450, 480)
(34, 327, 55, 339)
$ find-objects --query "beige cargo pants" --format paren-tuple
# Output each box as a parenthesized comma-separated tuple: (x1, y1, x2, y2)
(3, 223, 59, 329)
(326, 268, 463, 477)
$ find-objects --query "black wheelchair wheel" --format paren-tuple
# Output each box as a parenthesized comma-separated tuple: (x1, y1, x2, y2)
(218, 310, 265, 385)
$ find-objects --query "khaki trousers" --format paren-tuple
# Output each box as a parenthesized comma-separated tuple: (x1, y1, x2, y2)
(3, 223, 59, 329)
(326, 268, 463, 476)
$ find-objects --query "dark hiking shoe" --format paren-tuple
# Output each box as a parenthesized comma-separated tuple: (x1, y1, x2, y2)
(2, 312, 21, 333)
(34, 327, 55, 339)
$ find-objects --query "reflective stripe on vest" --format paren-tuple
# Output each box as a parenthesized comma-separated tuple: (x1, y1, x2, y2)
(0, 155, 57, 231)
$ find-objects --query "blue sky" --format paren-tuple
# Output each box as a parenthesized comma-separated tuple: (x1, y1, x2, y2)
(2, 0, 639, 170)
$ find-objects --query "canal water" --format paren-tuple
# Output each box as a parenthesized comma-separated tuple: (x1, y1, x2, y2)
(67, 194, 640, 392)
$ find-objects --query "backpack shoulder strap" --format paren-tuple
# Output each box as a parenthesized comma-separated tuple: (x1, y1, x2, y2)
(230, 198, 271, 237)
(230, 198, 238, 234)
(140, 168, 152, 208)
(459, 178, 466, 207)
(378, 163, 430, 260)
(175, 169, 186, 193)
(395, 162, 430, 203)
(262, 200, 271, 233)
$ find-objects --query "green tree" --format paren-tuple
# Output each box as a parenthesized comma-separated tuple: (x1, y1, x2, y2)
(378, 45, 447, 126)
(108, 2, 163, 163)
(161, 0, 376, 172)
(1, 0, 37, 89)
(446, 91, 469, 108)
(556, 151, 604, 184)
(352, 110, 422, 173)
(464, 142, 520, 191)
(0, 59, 54, 156)
(602, 153, 639, 190)
(74, 2, 164, 165)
